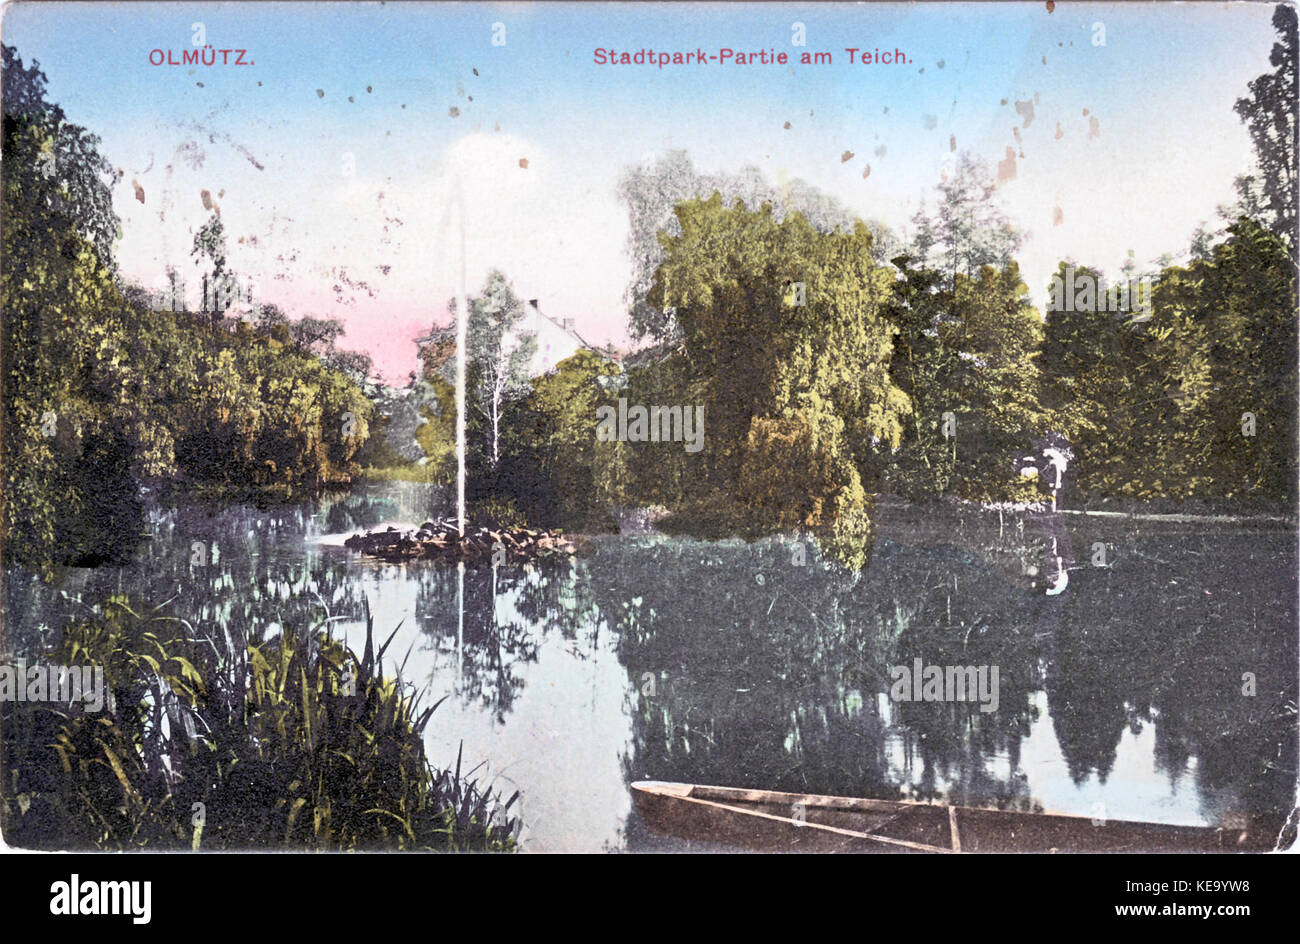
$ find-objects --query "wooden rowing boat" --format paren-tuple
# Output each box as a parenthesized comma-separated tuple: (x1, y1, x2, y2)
(630, 781, 1278, 853)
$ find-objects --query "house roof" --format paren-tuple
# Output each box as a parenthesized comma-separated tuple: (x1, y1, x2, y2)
(415, 300, 611, 363)
(527, 300, 607, 355)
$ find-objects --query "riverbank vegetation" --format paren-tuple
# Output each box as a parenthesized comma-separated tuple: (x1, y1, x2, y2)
(418, 9, 1296, 567)
(432, 186, 1293, 567)
(3, 6, 1296, 577)
(2, 46, 375, 572)
(0, 594, 519, 850)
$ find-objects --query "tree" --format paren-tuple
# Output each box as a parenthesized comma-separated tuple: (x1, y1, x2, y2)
(460, 271, 536, 470)
(324, 349, 373, 386)
(254, 302, 289, 336)
(1039, 262, 1135, 494)
(884, 154, 1043, 501)
(910, 152, 1024, 286)
(887, 251, 1046, 502)
(2, 44, 118, 264)
(1233, 4, 1298, 255)
(1042, 220, 1297, 502)
(884, 256, 958, 496)
(942, 264, 1045, 500)
(2, 45, 376, 569)
(2, 44, 136, 566)
(1172, 218, 1297, 499)
(191, 213, 228, 322)
(647, 195, 908, 558)
(288, 315, 344, 355)
(512, 349, 623, 527)
(619, 150, 897, 343)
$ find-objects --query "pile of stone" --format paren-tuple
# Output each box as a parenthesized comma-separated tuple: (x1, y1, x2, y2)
(343, 518, 575, 564)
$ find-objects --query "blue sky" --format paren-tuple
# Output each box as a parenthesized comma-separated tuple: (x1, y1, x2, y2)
(2, 1, 1281, 379)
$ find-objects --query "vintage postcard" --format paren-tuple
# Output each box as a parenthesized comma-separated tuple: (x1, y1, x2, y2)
(1, 0, 1296, 878)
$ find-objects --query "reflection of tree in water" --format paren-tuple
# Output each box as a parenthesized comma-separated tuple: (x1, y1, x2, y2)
(872, 543, 1041, 809)
(511, 557, 605, 659)
(1043, 530, 1297, 821)
(411, 564, 539, 723)
(4, 497, 368, 657)
(601, 521, 1295, 829)
(588, 535, 1041, 811)
(1044, 598, 1129, 786)
(409, 555, 608, 723)
(11, 490, 1293, 828)
(1144, 537, 1297, 824)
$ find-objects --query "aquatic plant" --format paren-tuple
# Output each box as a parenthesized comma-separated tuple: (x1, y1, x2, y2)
(0, 596, 519, 851)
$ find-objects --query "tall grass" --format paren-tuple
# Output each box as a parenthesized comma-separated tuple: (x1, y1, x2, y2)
(1, 596, 519, 851)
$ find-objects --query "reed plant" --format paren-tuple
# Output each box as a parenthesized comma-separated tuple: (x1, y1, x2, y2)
(1, 596, 519, 851)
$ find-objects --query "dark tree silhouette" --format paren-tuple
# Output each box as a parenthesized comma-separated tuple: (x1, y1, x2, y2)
(2, 44, 119, 264)
(1234, 4, 1298, 256)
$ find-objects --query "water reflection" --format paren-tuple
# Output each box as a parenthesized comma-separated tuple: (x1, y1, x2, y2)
(3, 485, 1294, 851)
(586, 536, 1044, 814)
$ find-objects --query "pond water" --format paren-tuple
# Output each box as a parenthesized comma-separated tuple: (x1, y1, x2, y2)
(5, 483, 1295, 852)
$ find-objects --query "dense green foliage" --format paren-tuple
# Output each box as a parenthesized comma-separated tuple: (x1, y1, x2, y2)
(1043, 219, 1298, 502)
(617, 149, 898, 343)
(6, 1, 1297, 579)
(400, 11, 1296, 552)
(2, 45, 373, 570)
(443, 199, 1293, 566)
(510, 349, 626, 528)
(0, 596, 519, 850)
(885, 255, 1045, 502)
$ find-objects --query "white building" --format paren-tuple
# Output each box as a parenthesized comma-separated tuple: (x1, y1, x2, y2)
(520, 298, 590, 376)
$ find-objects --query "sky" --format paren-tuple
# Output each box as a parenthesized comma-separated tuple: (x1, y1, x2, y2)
(1, 1, 1281, 381)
